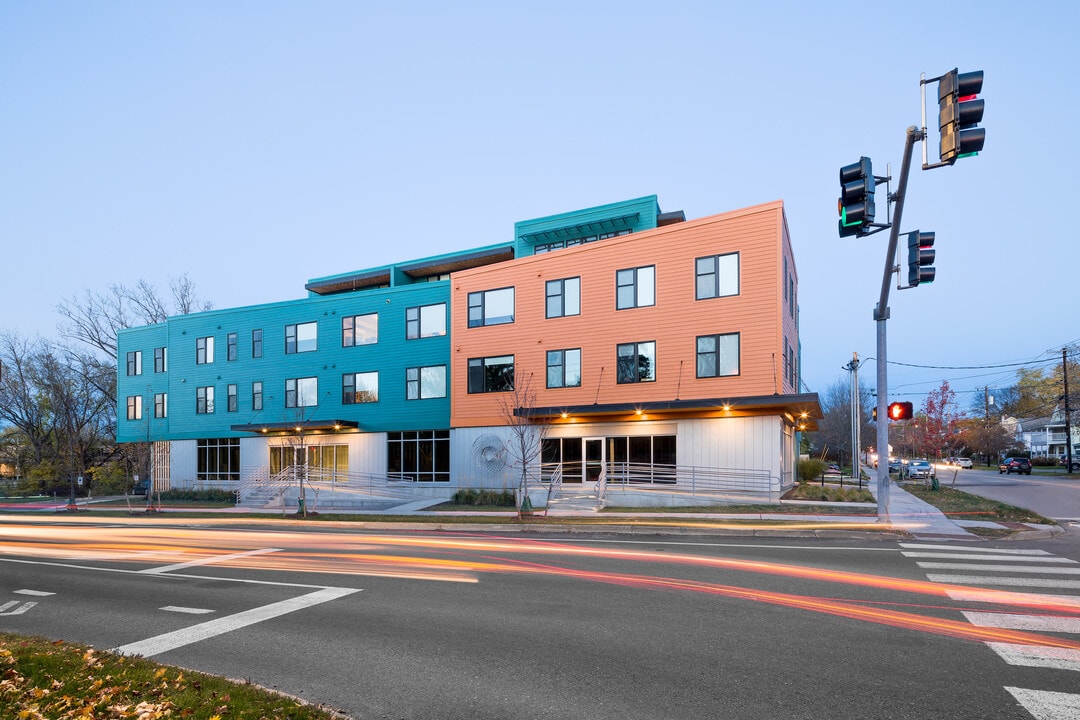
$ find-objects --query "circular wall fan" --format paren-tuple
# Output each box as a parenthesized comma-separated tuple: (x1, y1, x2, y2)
(471, 434, 507, 475)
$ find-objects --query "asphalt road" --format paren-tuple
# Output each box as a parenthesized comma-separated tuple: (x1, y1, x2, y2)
(941, 465, 1080, 522)
(2, 517, 1079, 719)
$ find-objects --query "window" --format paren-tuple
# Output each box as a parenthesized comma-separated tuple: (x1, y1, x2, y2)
(285, 322, 317, 354)
(406, 366, 446, 400)
(197, 438, 240, 482)
(616, 266, 655, 309)
(468, 355, 515, 393)
(343, 371, 379, 404)
(406, 303, 446, 339)
(285, 377, 318, 408)
(616, 342, 656, 383)
(154, 393, 167, 418)
(252, 329, 263, 359)
(196, 386, 215, 414)
(387, 430, 450, 482)
(196, 336, 214, 364)
(252, 381, 263, 411)
(154, 347, 167, 373)
(126, 395, 142, 420)
(468, 287, 514, 327)
(342, 314, 378, 347)
(227, 332, 238, 361)
(126, 351, 142, 376)
(546, 277, 580, 318)
(546, 349, 581, 388)
(696, 333, 740, 378)
(227, 383, 238, 412)
(695, 253, 739, 300)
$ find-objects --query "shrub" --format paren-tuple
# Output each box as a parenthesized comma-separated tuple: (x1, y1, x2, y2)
(450, 488, 515, 507)
(798, 459, 828, 483)
(157, 488, 236, 503)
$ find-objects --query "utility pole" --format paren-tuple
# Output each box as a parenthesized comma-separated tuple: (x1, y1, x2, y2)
(844, 353, 861, 478)
(1065, 348, 1073, 473)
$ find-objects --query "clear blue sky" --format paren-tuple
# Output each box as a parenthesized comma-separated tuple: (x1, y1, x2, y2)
(2, 1, 1076, 413)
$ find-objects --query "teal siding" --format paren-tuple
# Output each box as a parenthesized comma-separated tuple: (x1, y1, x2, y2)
(117, 283, 452, 443)
(513, 195, 661, 257)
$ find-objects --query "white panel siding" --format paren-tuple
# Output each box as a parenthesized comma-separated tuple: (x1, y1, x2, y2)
(450, 426, 518, 490)
(679, 417, 783, 481)
(170, 440, 197, 489)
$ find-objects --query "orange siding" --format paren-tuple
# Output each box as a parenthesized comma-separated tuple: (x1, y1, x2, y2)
(451, 201, 789, 428)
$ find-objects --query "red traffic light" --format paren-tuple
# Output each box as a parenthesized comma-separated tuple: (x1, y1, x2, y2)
(888, 401, 913, 420)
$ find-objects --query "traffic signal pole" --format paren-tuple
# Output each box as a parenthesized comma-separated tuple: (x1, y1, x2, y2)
(873, 125, 922, 519)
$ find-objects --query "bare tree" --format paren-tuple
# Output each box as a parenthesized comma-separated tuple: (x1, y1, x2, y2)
(57, 274, 213, 361)
(497, 371, 548, 513)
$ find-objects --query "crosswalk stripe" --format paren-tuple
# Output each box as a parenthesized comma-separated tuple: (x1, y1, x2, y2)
(945, 589, 1080, 608)
(916, 562, 1080, 575)
(902, 552, 1076, 563)
(1004, 687, 1080, 720)
(925, 574, 1080, 589)
(962, 611, 1080, 634)
(987, 643, 1080, 672)
(899, 543, 1052, 555)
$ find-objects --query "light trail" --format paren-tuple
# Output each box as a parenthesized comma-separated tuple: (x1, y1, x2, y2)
(3, 523, 1079, 650)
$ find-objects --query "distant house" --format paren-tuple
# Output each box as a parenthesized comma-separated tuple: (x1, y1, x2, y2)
(1010, 408, 1079, 460)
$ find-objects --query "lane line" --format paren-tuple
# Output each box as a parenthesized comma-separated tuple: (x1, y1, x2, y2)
(161, 606, 214, 615)
(1004, 687, 1080, 720)
(15, 589, 55, 596)
(925, 574, 1080, 590)
(112, 587, 360, 658)
(963, 611, 1080, 634)
(987, 643, 1080, 673)
(916, 562, 1080, 575)
(899, 543, 1051, 555)
(902, 552, 1076, 563)
(138, 548, 282, 574)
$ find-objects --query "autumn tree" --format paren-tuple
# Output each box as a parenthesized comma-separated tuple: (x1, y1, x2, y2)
(919, 380, 964, 459)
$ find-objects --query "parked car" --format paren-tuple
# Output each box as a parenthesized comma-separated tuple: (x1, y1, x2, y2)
(955, 457, 973, 469)
(1061, 457, 1080, 472)
(130, 479, 150, 496)
(888, 459, 901, 473)
(905, 460, 936, 480)
(999, 457, 1032, 475)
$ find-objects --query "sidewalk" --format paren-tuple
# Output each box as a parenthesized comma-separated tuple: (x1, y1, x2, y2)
(3, 483, 1060, 540)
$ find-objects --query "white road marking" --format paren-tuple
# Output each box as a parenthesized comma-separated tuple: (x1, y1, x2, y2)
(0, 601, 37, 616)
(917, 562, 1080, 575)
(64, 549, 173, 561)
(899, 543, 1051, 554)
(925, 574, 1080, 590)
(15, 589, 55, 596)
(902, 552, 1076, 563)
(112, 587, 360, 658)
(962, 611, 1080, 634)
(987, 643, 1080, 673)
(945, 589, 1080, 609)
(1004, 687, 1080, 720)
(161, 606, 214, 615)
(138, 547, 282, 574)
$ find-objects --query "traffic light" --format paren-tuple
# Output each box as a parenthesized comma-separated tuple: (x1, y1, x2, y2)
(838, 157, 875, 237)
(939, 68, 985, 163)
(907, 230, 935, 286)
(888, 401, 913, 420)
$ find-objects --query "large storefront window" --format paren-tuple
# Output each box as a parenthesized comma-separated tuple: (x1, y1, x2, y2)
(541, 435, 676, 485)
(197, 438, 240, 482)
(387, 430, 450, 482)
(270, 444, 348, 480)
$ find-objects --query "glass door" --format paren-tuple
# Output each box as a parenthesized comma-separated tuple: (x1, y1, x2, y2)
(584, 437, 605, 486)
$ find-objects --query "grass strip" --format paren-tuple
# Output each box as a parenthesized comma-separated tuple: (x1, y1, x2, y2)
(0, 632, 343, 719)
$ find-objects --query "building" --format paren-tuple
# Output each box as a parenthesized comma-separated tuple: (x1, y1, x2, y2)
(116, 196, 821, 507)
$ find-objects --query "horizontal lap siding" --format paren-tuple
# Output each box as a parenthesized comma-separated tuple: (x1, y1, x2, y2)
(451, 202, 787, 428)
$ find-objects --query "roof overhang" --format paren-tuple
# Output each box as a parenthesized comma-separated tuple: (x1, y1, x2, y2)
(305, 271, 390, 296)
(514, 392, 823, 431)
(230, 420, 360, 435)
(397, 246, 515, 278)
(518, 212, 640, 245)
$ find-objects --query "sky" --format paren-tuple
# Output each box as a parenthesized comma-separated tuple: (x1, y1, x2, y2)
(2, 1, 1077, 416)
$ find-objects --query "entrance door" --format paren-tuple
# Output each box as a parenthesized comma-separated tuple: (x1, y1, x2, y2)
(584, 437, 605, 485)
